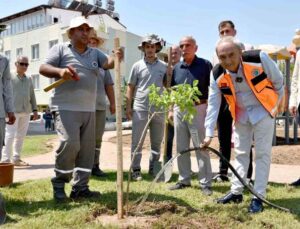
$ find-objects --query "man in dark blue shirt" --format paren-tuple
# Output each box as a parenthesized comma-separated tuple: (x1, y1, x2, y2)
(169, 36, 213, 196)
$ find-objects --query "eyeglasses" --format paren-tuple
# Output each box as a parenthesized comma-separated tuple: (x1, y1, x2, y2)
(18, 62, 29, 67)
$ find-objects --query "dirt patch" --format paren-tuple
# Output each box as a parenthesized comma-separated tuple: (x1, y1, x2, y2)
(86, 201, 222, 228)
(109, 128, 300, 165)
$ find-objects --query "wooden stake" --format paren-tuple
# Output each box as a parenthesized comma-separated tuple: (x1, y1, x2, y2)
(114, 37, 124, 219)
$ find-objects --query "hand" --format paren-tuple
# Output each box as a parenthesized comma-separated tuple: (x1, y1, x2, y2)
(6, 112, 16, 125)
(59, 66, 79, 81)
(289, 106, 298, 117)
(110, 104, 116, 115)
(126, 107, 132, 120)
(168, 111, 174, 125)
(33, 111, 39, 120)
(113, 47, 124, 61)
(200, 136, 212, 148)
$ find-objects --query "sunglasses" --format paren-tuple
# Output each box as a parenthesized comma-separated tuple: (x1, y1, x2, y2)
(18, 62, 29, 67)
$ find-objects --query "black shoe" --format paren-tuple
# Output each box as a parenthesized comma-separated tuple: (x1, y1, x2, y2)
(0, 194, 6, 225)
(217, 192, 243, 204)
(169, 182, 191, 190)
(92, 165, 107, 177)
(70, 188, 101, 200)
(248, 198, 263, 213)
(131, 170, 142, 181)
(201, 186, 213, 196)
(290, 178, 300, 187)
(213, 174, 229, 182)
(53, 187, 68, 202)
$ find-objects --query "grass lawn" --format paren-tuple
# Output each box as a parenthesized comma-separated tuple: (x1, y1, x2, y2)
(22, 135, 57, 158)
(0, 172, 299, 228)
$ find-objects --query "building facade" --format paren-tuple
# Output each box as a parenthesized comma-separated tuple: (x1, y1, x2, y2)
(0, 4, 148, 112)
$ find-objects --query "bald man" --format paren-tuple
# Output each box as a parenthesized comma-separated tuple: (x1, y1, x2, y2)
(203, 36, 284, 213)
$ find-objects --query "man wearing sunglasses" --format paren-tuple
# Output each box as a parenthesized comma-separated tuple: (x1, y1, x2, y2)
(1, 56, 38, 166)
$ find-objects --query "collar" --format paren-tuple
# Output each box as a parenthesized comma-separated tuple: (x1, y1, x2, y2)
(226, 63, 243, 76)
(144, 57, 158, 65)
(68, 42, 90, 55)
(16, 72, 26, 79)
(180, 55, 199, 69)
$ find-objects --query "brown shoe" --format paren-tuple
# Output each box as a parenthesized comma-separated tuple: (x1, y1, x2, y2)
(13, 159, 29, 166)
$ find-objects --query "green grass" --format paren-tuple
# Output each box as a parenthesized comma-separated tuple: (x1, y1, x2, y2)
(0, 172, 299, 228)
(22, 135, 57, 158)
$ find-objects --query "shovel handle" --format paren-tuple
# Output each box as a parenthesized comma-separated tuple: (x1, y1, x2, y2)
(43, 79, 66, 92)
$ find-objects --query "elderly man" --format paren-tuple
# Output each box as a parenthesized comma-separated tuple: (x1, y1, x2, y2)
(0, 54, 15, 224)
(1, 56, 38, 166)
(168, 36, 213, 196)
(165, 45, 181, 162)
(88, 29, 115, 177)
(39, 16, 119, 201)
(212, 20, 253, 183)
(126, 34, 167, 181)
(202, 36, 284, 213)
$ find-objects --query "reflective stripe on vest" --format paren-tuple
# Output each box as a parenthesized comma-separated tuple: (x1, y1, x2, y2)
(215, 62, 279, 121)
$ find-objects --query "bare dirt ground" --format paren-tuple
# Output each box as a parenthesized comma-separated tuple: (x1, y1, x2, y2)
(110, 127, 300, 165)
(86, 201, 222, 228)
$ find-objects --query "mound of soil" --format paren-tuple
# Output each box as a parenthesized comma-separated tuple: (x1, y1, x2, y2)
(86, 201, 222, 228)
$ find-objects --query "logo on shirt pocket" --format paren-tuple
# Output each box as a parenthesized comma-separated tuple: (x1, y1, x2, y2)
(92, 61, 98, 68)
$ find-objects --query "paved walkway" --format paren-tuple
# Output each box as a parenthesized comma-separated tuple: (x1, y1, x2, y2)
(13, 130, 300, 184)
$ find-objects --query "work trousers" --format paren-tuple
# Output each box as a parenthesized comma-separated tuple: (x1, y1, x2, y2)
(2, 113, 30, 162)
(174, 104, 212, 188)
(94, 110, 106, 167)
(231, 115, 274, 198)
(52, 110, 95, 191)
(131, 111, 164, 172)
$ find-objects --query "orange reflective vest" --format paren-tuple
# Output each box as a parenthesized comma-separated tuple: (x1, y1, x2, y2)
(213, 50, 279, 121)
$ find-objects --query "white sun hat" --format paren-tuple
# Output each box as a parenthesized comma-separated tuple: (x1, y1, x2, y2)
(67, 16, 93, 39)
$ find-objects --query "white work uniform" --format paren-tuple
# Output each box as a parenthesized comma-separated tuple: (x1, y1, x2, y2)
(205, 52, 284, 197)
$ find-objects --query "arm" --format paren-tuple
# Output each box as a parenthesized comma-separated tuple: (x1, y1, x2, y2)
(105, 85, 115, 115)
(289, 51, 300, 116)
(201, 72, 222, 147)
(102, 47, 124, 70)
(260, 52, 284, 100)
(2, 58, 15, 124)
(39, 44, 75, 80)
(126, 84, 135, 120)
(39, 64, 74, 80)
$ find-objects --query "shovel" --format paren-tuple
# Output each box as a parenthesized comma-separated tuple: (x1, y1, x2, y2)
(153, 47, 173, 182)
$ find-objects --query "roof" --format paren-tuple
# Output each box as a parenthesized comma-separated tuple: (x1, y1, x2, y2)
(0, 3, 125, 29)
(256, 44, 291, 60)
(0, 5, 51, 23)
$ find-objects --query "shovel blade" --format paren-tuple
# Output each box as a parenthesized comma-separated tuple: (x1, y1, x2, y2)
(153, 161, 173, 183)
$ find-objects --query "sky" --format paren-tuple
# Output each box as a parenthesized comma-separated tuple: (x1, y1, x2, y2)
(0, 0, 300, 60)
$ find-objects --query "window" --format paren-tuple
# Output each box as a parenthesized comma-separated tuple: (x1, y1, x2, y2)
(31, 74, 40, 89)
(16, 48, 23, 57)
(31, 44, 39, 60)
(49, 40, 58, 49)
(4, 50, 11, 60)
